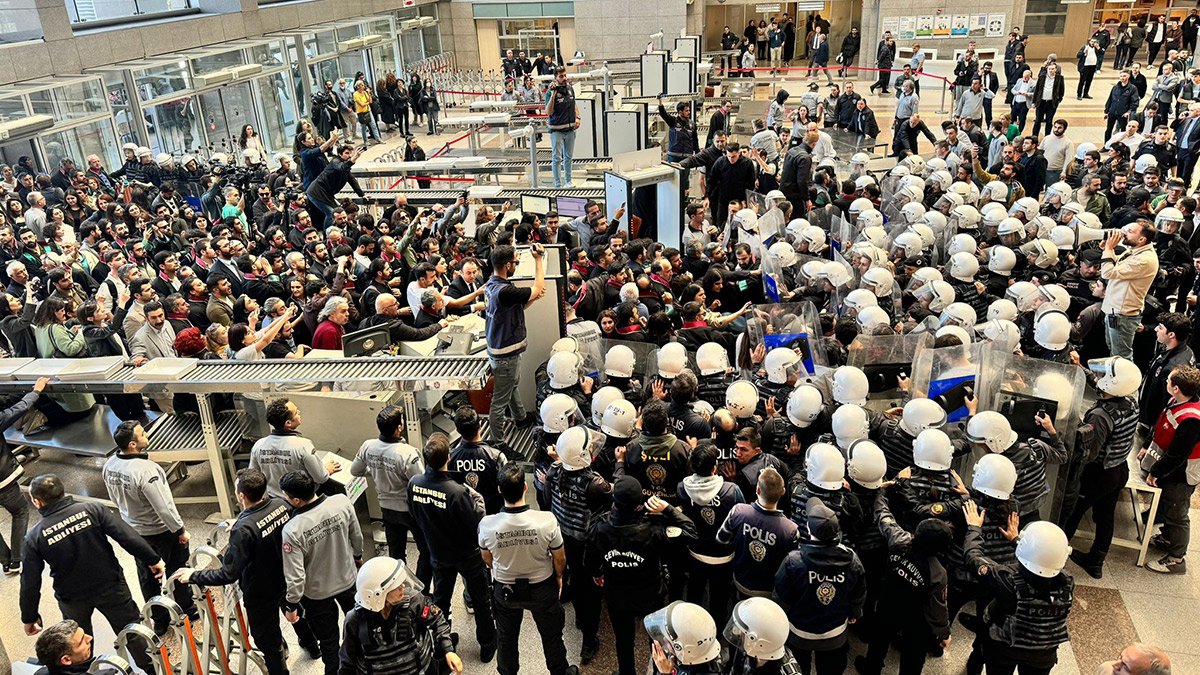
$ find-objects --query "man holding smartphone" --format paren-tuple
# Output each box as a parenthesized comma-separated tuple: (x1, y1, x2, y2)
(545, 68, 580, 188)
(484, 244, 546, 440)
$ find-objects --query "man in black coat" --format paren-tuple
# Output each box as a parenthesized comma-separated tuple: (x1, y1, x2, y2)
(706, 100, 732, 147)
(705, 143, 757, 229)
(1105, 69, 1142, 140)
(780, 132, 815, 217)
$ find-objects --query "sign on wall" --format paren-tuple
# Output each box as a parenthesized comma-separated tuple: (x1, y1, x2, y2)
(887, 13, 1005, 41)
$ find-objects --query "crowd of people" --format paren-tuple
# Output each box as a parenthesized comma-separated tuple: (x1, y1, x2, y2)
(0, 17, 1194, 675)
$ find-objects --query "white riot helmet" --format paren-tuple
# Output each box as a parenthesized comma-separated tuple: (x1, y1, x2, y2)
(817, 261, 851, 288)
(135, 145, 152, 158)
(801, 260, 827, 283)
(557, 426, 602, 471)
(765, 190, 787, 205)
(913, 429, 954, 471)
(768, 242, 798, 268)
(900, 174, 927, 194)
(916, 280, 956, 312)
(726, 380, 760, 419)
(154, 152, 173, 168)
(907, 267, 943, 292)
(209, 152, 229, 166)
(850, 152, 871, 175)
(843, 288, 880, 314)
(900, 201, 928, 226)
(657, 342, 688, 378)
(936, 324, 972, 344)
(987, 298, 1019, 322)
(947, 233, 978, 258)
(924, 156, 948, 176)
(552, 337, 579, 354)
(997, 217, 1025, 238)
(950, 204, 982, 231)
(939, 302, 978, 329)
(849, 197, 875, 221)
(854, 175, 877, 191)
(644, 602, 721, 666)
(1059, 201, 1084, 221)
(896, 184, 925, 206)
(725, 598, 789, 661)
(928, 169, 954, 191)
(1037, 284, 1071, 312)
(547, 351, 582, 389)
(786, 384, 824, 428)
(892, 231, 925, 257)
(1074, 142, 1097, 160)
(1134, 153, 1158, 175)
(1033, 373, 1074, 411)
(934, 191, 964, 213)
(805, 442, 846, 490)
(1088, 356, 1143, 397)
(979, 319, 1022, 352)
(949, 181, 974, 201)
(907, 223, 937, 249)
(1008, 197, 1040, 221)
(831, 366, 869, 406)
(965, 410, 1018, 453)
(889, 164, 911, 178)
(860, 267, 895, 297)
(1156, 207, 1185, 231)
(696, 342, 730, 376)
(1049, 226, 1076, 250)
(786, 218, 810, 241)
(987, 245, 1017, 275)
(541, 393, 577, 433)
(858, 208, 885, 232)
(591, 387, 625, 426)
(857, 306, 891, 333)
(831, 404, 869, 448)
(605, 345, 637, 378)
(900, 154, 926, 174)
(1030, 215, 1057, 239)
(601, 399, 638, 438)
(1020, 239, 1059, 269)
(972, 453, 1018, 501)
(948, 251, 980, 282)
(920, 210, 948, 234)
(1005, 281, 1040, 312)
(1034, 310, 1071, 351)
(1069, 211, 1101, 231)
(733, 208, 759, 231)
(122, 142, 137, 154)
(846, 439, 887, 489)
(980, 203, 1008, 233)
(798, 226, 827, 253)
(355, 557, 422, 612)
(1015, 521, 1071, 578)
(764, 348, 803, 384)
(1044, 181, 1072, 205)
(980, 180, 1009, 204)
(901, 398, 947, 436)
(859, 225, 891, 249)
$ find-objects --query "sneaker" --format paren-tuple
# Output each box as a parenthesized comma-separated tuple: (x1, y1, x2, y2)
(1070, 550, 1104, 579)
(3, 561, 19, 576)
(1147, 554, 1187, 574)
(464, 593, 475, 615)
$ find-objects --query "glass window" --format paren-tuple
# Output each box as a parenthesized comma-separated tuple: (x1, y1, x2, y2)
(370, 43, 400, 81)
(145, 97, 201, 156)
(0, 96, 27, 120)
(66, 0, 191, 25)
(249, 41, 286, 69)
(0, 0, 43, 43)
(336, 24, 362, 44)
(421, 25, 441, 57)
(191, 50, 245, 77)
(41, 119, 120, 171)
(1024, 0, 1068, 36)
(254, 73, 297, 158)
(105, 76, 140, 145)
(400, 30, 423, 68)
(133, 62, 192, 102)
(198, 82, 256, 156)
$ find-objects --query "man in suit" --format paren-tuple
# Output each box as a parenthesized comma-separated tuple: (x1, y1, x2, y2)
(1173, 102, 1200, 188)
(978, 61, 1001, 126)
(706, 100, 732, 147)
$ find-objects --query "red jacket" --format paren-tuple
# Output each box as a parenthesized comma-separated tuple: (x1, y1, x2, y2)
(311, 319, 345, 351)
(1149, 398, 1200, 485)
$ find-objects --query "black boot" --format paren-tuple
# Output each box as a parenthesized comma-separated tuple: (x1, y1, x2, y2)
(1070, 549, 1104, 579)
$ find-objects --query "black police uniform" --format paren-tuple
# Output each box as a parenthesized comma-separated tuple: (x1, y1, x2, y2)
(338, 590, 456, 675)
(447, 438, 508, 515)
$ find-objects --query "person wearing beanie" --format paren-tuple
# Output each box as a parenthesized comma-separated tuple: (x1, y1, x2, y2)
(586, 476, 698, 675)
(773, 497, 866, 675)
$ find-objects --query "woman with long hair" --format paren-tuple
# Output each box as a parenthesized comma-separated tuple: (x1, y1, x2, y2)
(32, 296, 94, 419)
(409, 73, 425, 126)
(420, 80, 441, 136)
(77, 299, 145, 420)
(376, 77, 395, 133)
(238, 124, 267, 164)
(63, 190, 90, 225)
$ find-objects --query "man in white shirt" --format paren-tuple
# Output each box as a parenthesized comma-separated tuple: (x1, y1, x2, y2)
(406, 262, 440, 315)
(1106, 119, 1147, 154)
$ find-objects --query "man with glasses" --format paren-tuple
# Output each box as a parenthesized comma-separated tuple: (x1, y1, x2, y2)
(334, 79, 357, 141)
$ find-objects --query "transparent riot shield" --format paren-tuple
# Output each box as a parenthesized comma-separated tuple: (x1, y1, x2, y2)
(846, 332, 934, 412)
(910, 340, 1008, 424)
(567, 323, 605, 379)
(880, 174, 900, 206)
(976, 352, 1086, 522)
(600, 339, 659, 392)
(746, 190, 787, 250)
(831, 246, 859, 301)
(745, 302, 826, 376)
(760, 245, 794, 303)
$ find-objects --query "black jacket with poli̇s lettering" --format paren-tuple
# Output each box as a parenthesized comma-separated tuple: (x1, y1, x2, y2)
(623, 432, 692, 505)
(407, 468, 485, 566)
(21, 496, 160, 624)
(189, 497, 291, 605)
(875, 493, 951, 641)
(585, 505, 697, 614)
(773, 539, 867, 650)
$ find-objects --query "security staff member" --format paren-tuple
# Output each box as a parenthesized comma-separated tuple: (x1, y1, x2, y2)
(250, 398, 341, 498)
(0, 377, 47, 576)
(656, 96, 700, 163)
(623, 400, 691, 505)
(20, 474, 162, 673)
(280, 471, 363, 675)
(479, 463, 576, 675)
(102, 420, 198, 635)
(174, 469, 298, 675)
(407, 432, 498, 663)
(350, 405, 429, 586)
(447, 405, 509, 515)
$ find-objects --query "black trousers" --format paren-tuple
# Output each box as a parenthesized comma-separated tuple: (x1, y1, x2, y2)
(793, 642, 849, 675)
(0, 480, 28, 566)
(1063, 462, 1129, 562)
(244, 597, 288, 675)
(607, 605, 651, 675)
(493, 577, 569, 675)
(137, 530, 198, 633)
(1034, 101, 1058, 137)
(58, 584, 154, 672)
(563, 535, 600, 646)
(1179, 147, 1200, 189)
(301, 586, 355, 675)
(861, 613, 933, 675)
(432, 555, 498, 649)
(983, 97, 994, 125)
(872, 70, 891, 93)
(684, 557, 733, 630)
(1078, 66, 1097, 97)
(982, 637, 1055, 675)
(1148, 40, 1164, 64)
(1105, 113, 1126, 141)
(381, 508, 432, 589)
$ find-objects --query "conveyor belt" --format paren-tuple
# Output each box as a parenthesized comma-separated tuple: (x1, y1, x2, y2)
(345, 187, 606, 205)
(146, 411, 248, 454)
(352, 157, 613, 177)
(0, 356, 491, 395)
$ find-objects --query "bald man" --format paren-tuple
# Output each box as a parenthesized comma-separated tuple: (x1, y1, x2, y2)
(1097, 644, 1171, 675)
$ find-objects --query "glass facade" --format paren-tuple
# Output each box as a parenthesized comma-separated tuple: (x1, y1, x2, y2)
(42, 119, 121, 170)
(1024, 0, 1069, 36)
(0, 0, 44, 43)
(254, 72, 298, 157)
(67, 0, 191, 26)
(145, 97, 201, 156)
(198, 82, 256, 153)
